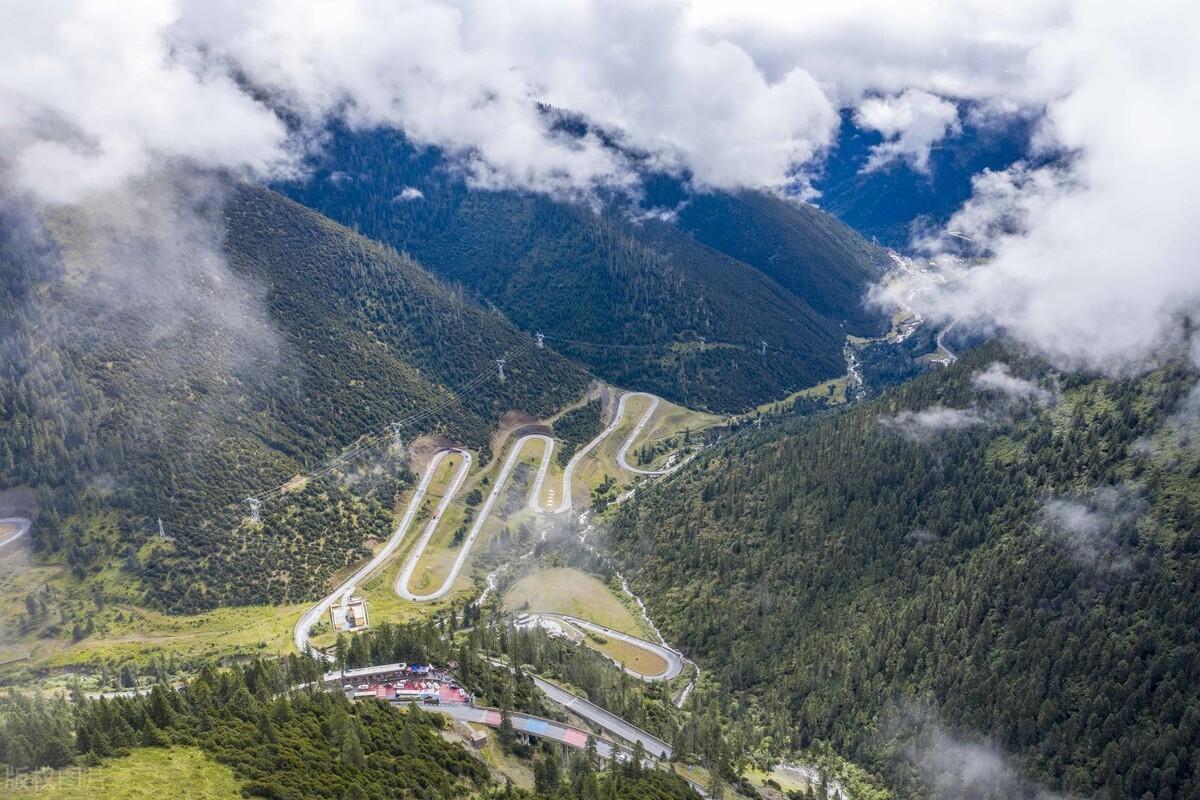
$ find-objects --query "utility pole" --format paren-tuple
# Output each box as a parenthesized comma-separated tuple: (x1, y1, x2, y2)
(391, 422, 404, 450)
(698, 336, 706, 347)
(760, 340, 768, 357)
(156, 518, 174, 543)
(246, 497, 261, 524)
(496, 358, 506, 382)
(535, 332, 544, 349)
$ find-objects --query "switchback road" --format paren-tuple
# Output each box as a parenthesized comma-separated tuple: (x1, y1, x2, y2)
(552, 391, 669, 511)
(294, 449, 466, 656)
(614, 393, 674, 476)
(397, 434, 552, 602)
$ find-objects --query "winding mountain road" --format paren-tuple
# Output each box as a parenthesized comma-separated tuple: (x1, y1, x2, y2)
(550, 399, 627, 513)
(294, 449, 467, 657)
(525, 434, 558, 512)
(0, 517, 30, 550)
(613, 393, 674, 476)
(549, 391, 670, 512)
(523, 612, 684, 681)
(397, 434, 553, 602)
(297, 390, 678, 649)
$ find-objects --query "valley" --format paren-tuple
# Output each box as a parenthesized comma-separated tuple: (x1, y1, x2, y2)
(6, 6, 1189, 800)
(0, 181, 938, 799)
(298, 385, 718, 656)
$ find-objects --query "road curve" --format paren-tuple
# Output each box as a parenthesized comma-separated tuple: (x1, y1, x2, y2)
(525, 434, 557, 512)
(0, 517, 31, 550)
(549, 391, 669, 512)
(397, 434, 552, 602)
(935, 320, 959, 364)
(391, 450, 475, 603)
(294, 448, 464, 657)
(551, 400, 626, 513)
(613, 393, 673, 476)
(527, 612, 684, 681)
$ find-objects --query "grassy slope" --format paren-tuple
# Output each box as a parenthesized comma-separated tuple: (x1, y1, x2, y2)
(575, 625, 669, 677)
(502, 567, 647, 637)
(7, 747, 242, 800)
(632, 397, 723, 470)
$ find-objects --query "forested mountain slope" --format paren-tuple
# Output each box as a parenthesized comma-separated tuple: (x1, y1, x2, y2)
(672, 190, 887, 331)
(608, 342, 1200, 799)
(1, 625, 702, 800)
(0, 184, 587, 611)
(278, 127, 891, 411)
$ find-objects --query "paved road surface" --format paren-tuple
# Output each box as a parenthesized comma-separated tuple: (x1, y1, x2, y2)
(526, 613, 684, 681)
(420, 701, 709, 796)
(551, 391, 670, 512)
(935, 320, 959, 364)
(422, 703, 630, 758)
(0, 517, 30, 550)
(397, 434, 552, 602)
(551, 397, 627, 513)
(532, 675, 673, 759)
(422, 702, 710, 796)
(614, 393, 674, 476)
(392, 450, 475, 601)
(525, 434, 557, 512)
(294, 449, 464, 656)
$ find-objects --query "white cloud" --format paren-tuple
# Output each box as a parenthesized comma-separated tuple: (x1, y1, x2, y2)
(881, 405, 989, 441)
(393, 186, 424, 202)
(855, 89, 960, 173)
(891, 705, 1074, 800)
(0, 0, 293, 206)
(0, 1, 1081, 206)
(1041, 486, 1145, 574)
(4, 0, 1200, 386)
(170, 0, 840, 196)
(877, 1, 1200, 376)
(971, 362, 1056, 406)
(686, 1, 1070, 104)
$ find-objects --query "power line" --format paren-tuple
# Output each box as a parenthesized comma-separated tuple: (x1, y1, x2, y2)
(542, 333, 816, 359)
(249, 336, 539, 509)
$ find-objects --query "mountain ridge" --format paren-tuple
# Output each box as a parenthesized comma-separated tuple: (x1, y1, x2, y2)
(277, 126, 892, 411)
(0, 182, 589, 612)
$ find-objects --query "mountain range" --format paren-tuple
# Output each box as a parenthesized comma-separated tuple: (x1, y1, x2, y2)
(278, 126, 892, 411)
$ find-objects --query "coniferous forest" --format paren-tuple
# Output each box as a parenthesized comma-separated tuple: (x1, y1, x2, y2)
(278, 126, 891, 412)
(1, 622, 703, 800)
(610, 342, 1200, 799)
(0, 185, 588, 612)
